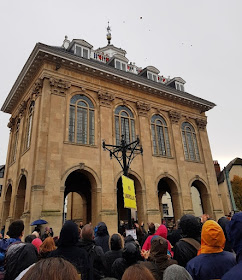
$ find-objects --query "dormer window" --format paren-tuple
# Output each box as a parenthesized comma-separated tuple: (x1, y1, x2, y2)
(147, 71, 158, 82)
(74, 45, 90, 59)
(115, 59, 127, 71)
(175, 82, 184, 92)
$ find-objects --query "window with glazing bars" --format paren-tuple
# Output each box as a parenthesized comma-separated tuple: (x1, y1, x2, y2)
(115, 106, 135, 145)
(181, 122, 200, 161)
(24, 101, 35, 151)
(151, 115, 171, 156)
(69, 95, 95, 145)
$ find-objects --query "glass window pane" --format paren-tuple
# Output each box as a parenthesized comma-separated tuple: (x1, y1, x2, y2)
(151, 124, 157, 155)
(83, 48, 88, 58)
(76, 46, 82, 56)
(78, 101, 87, 107)
(89, 110, 95, 145)
(164, 127, 171, 156)
(182, 131, 188, 160)
(193, 134, 200, 161)
(116, 60, 121, 70)
(115, 116, 120, 145)
(69, 106, 75, 142)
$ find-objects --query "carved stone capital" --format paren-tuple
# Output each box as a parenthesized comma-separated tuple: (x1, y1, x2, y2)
(49, 78, 71, 96)
(98, 91, 114, 107)
(168, 110, 181, 124)
(196, 118, 207, 130)
(17, 101, 27, 118)
(32, 78, 43, 99)
(136, 101, 150, 116)
(7, 117, 16, 131)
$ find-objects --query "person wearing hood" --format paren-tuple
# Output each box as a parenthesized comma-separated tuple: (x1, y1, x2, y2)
(94, 222, 110, 253)
(186, 220, 236, 280)
(222, 212, 242, 280)
(77, 224, 106, 280)
(48, 220, 89, 280)
(173, 214, 201, 267)
(104, 233, 124, 277)
(218, 216, 233, 252)
(142, 225, 173, 257)
(163, 264, 192, 280)
(112, 241, 141, 280)
(4, 242, 38, 280)
(142, 236, 177, 280)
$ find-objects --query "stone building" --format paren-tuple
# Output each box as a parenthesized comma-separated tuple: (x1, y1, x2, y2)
(0, 31, 225, 235)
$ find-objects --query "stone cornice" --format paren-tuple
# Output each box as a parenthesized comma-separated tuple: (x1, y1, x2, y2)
(196, 118, 207, 130)
(136, 101, 150, 116)
(1, 43, 216, 114)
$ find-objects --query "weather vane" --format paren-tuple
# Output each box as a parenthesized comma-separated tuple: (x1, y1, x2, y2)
(106, 21, 112, 45)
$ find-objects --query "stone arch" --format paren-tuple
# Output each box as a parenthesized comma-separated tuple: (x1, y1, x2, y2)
(156, 174, 182, 221)
(2, 184, 12, 227)
(62, 166, 99, 225)
(69, 90, 97, 108)
(190, 177, 213, 217)
(13, 175, 27, 220)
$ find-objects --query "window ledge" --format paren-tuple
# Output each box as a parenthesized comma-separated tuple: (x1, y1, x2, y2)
(184, 159, 203, 164)
(64, 141, 97, 148)
(152, 154, 174, 159)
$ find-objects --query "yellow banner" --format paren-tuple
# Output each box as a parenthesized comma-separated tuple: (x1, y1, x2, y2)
(122, 175, 137, 209)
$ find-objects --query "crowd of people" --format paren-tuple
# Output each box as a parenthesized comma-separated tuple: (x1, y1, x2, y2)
(0, 212, 241, 280)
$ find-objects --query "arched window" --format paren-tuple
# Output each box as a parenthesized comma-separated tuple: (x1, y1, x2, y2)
(115, 106, 135, 145)
(181, 122, 200, 161)
(69, 94, 95, 145)
(151, 115, 171, 156)
(24, 101, 35, 151)
(10, 119, 20, 163)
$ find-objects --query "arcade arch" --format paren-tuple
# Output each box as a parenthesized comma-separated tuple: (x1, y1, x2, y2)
(157, 176, 181, 221)
(13, 175, 27, 220)
(63, 169, 98, 225)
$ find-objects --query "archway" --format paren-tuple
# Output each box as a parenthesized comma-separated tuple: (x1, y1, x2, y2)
(191, 180, 212, 216)
(64, 169, 94, 224)
(157, 177, 181, 222)
(117, 174, 144, 226)
(2, 185, 12, 227)
(191, 186, 203, 217)
(14, 176, 26, 220)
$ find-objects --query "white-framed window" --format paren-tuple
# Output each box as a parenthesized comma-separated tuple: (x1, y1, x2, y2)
(151, 115, 171, 156)
(74, 45, 89, 59)
(147, 71, 158, 82)
(115, 106, 135, 145)
(181, 122, 200, 161)
(175, 82, 184, 92)
(69, 94, 95, 145)
(115, 59, 127, 71)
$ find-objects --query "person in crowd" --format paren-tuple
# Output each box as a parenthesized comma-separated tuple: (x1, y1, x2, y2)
(94, 222, 110, 253)
(32, 238, 42, 253)
(49, 227, 54, 237)
(134, 221, 146, 247)
(4, 242, 38, 280)
(32, 231, 40, 238)
(222, 212, 242, 280)
(218, 216, 233, 252)
(24, 234, 36, 243)
(163, 264, 192, 280)
(41, 227, 51, 241)
(142, 223, 156, 246)
(0, 227, 5, 239)
(33, 226, 41, 235)
(201, 213, 210, 224)
(173, 214, 201, 267)
(141, 236, 177, 280)
(154, 223, 160, 232)
(0, 220, 24, 276)
(112, 240, 141, 280)
(121, 263, 155, 280)
(78, 223, 106, 280)
(167, 219, 182, 247)
(118, 220, 126, 236)
(142, 224, 173, 256)
(79, 221, 84, 230)
(20, 257, 80, 280)
(48, 220, 89, 280)
(105, 233, 124, 277)
(39, 237, 56, 259)
(186, 220, 236, 280)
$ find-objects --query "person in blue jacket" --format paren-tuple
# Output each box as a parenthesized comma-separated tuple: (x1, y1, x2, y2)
(222, 212, 242, 280)
(186, 220, 236, 280)
(0, 220, 24, 272)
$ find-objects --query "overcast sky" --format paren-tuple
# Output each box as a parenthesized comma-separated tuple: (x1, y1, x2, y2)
(0, 0, 241, 168)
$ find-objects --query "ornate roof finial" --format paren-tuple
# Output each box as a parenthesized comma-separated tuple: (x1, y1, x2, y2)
(106, 22, 112, 45)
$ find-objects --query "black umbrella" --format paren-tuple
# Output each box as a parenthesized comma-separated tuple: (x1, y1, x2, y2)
(30, 219, 48, 226)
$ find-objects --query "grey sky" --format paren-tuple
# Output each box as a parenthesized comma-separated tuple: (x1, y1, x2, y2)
(0, 0, 241, 168)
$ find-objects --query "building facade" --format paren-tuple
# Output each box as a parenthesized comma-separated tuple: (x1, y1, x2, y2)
(0, 35, 225, 235)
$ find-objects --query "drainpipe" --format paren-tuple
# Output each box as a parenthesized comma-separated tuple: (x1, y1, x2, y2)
(224, 167, 237, 213)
